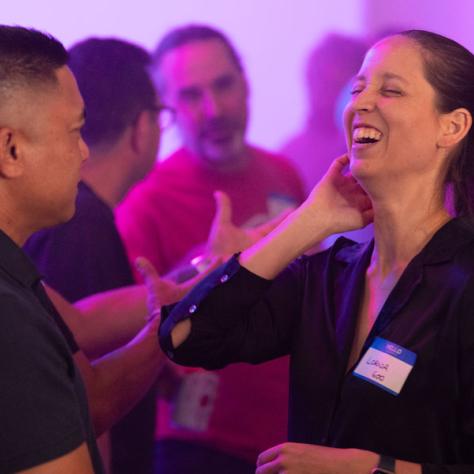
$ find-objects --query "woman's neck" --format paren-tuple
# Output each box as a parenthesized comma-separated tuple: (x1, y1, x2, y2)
(359, 165, 450, 276)
(371, 199, 451, 277)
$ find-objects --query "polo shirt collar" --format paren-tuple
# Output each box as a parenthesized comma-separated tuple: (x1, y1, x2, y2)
(0, 228, 41, 287)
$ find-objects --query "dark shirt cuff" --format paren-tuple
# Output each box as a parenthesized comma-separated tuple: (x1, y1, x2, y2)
(159, 255, 272, 364)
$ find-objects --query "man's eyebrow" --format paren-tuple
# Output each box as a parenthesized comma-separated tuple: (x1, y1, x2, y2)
(213, 73, 235, 84)
(179, 85, 200, 93)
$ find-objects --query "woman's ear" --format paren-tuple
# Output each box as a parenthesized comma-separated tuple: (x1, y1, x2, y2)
(0, 127, 24, 178)
(438, 107, 472, 149)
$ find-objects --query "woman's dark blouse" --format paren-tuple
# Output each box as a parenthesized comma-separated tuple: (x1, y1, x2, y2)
(160, 217, 474, 474)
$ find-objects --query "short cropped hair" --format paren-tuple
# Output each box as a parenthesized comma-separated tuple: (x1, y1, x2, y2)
(68, 38, 156, 149)
(151, 24, 243, 92)
(0, 25, 68, 97)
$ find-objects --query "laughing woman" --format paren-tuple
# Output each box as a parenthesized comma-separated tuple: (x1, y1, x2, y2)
(159, 31, 474, 474)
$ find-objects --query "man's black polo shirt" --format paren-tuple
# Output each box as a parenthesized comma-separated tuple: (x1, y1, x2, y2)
(0, 229, 103, 473)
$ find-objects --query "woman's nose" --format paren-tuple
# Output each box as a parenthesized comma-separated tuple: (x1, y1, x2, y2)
(349, 87, 376, 113)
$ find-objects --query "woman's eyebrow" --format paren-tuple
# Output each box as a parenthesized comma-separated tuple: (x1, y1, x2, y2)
(382, 72, 409, 84)
(353, 72, 408, 84)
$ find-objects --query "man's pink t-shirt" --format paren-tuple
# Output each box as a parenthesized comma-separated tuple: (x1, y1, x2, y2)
(116, 145, 305, 462)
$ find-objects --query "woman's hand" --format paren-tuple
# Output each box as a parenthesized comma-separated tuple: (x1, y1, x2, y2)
(256, 443, 377, 474)
(239, 155, 373, 279)
(302, 154, 373, 237)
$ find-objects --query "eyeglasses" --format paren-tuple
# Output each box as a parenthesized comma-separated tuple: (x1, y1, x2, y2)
(149, 105, 176, 130)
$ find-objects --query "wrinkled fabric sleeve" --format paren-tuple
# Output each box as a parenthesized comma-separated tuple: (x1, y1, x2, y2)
(159, 255, 303, 370)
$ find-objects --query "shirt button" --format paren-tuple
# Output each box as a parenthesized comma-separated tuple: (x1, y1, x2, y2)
(220, 274, 229, 283)
(188, 304, 197, 314)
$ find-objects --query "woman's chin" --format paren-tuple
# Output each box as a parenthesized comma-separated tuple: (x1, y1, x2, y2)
(350, 157, 372, 179)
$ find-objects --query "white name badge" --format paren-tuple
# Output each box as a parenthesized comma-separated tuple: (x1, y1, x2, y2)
(171, 371, 219, 432)
(353, 337, 417, 396)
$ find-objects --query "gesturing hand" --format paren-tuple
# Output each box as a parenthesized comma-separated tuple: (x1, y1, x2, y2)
(206, 191, 292, 259)
(135, 256, 221, 317)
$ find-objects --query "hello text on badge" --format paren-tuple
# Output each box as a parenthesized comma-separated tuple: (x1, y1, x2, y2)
(353, 337, 417, 396)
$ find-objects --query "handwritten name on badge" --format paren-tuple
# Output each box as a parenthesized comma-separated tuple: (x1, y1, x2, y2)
(353, 337, 417, 396)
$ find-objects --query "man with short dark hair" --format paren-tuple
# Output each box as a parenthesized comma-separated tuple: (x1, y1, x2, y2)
(70, 38, 158, 152)
(117, 24, 305, 474)
(0, 25, 101, 473)
(0, 25, 163, 474)
(23, 37, 167, 474)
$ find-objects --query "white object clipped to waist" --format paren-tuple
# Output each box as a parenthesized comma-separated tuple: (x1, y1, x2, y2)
(172, 371, 219, 431)
(353, 336, 417, 396)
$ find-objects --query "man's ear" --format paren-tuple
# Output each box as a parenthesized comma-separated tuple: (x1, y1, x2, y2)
(130, 110, 155, 155)
(0, 127, 24, 178)
(438, 107, 472, 149)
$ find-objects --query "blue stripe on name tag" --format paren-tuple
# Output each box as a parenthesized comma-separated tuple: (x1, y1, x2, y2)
(372, 337, 417, 365)
(353, 371, 400, 396)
